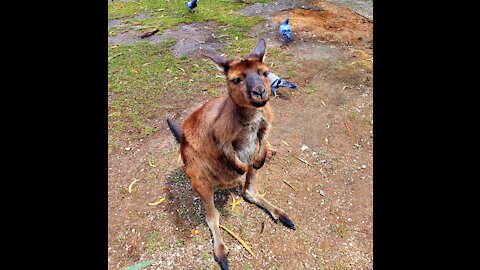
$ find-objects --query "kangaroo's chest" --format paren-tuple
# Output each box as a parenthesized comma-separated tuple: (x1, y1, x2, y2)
(233, 113, 265, 164)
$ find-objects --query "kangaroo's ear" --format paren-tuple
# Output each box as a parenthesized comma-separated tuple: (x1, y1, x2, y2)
(247, 38, 266, 62)
(202, 51, 230, 73)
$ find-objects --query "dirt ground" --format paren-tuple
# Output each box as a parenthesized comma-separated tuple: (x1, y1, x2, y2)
(108, 0, 373, 269)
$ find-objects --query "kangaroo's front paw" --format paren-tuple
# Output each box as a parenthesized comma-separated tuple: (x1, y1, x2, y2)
(234, 161, 248, 175)
(252, 156, 266, 169)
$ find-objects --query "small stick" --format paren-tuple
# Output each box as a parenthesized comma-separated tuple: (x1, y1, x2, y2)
(297, 157, 310, 166)
(229, 192, 243, 211)
(354, 11, 373, 23)
(243, 254, 253, 260)
(260, 221, 265, 234)
(219, 225, 254, 257)
(108, 53, 123, 61)
(140, 29, 159, 39)
(283, 179, 297, 191)
(344, 122, 352, 136)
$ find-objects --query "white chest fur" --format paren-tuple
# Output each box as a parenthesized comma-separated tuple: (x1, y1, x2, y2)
(235, 112, 265, 164)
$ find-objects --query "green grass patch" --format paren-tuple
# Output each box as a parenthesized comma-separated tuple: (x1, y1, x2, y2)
(108, 41, 224, 149)
(109, 0, 264, 36)
(145, 230, 168, 254)
(337, 223, 347, 238)
(108, 1, 140, 19)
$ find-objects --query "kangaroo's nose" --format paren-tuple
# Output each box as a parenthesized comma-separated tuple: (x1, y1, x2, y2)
(252, 86, 267, 98)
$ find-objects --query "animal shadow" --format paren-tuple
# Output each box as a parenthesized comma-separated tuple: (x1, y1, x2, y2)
(162, 167, 242, 237)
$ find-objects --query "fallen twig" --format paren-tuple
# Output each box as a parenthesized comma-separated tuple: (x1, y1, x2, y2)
(344, 122, 352, 136)
(353, 11, 373, 23)
(297, 157, 310, 166)
(260, 221, 265, 234)
(243, 253, 253, 260)
(108, 53, 123, 61)
(219, 225, 254, 257)
(140, 29, 159, 39)
(229, 192, 243, 211)
(283, 179, 297, 191)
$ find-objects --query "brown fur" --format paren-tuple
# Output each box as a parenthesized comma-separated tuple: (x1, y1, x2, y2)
(167, 39, 295, 270)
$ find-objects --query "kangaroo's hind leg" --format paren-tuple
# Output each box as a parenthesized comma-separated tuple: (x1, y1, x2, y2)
(188, 169, 230, 270)
(241, 166, 296, 230)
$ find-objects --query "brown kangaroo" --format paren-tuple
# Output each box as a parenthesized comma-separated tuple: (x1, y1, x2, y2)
(166, 38, 295, 270)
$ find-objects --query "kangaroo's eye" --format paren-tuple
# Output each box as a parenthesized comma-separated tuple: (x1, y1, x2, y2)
(263, 71, 268, 77)
(232, 78, 241, 84)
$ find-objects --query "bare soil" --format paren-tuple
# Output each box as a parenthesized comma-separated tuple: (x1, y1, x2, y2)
(109, 21, 223, 58)
(108, 1, 373, 269)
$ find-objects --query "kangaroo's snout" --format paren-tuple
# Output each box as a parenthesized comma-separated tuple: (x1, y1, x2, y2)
(252, 86, 267, 99)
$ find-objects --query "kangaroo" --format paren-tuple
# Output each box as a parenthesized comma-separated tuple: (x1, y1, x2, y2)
(166, 38, 295, 270)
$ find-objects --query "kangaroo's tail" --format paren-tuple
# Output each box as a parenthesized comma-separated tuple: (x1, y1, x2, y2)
(166, 118, 182, 144)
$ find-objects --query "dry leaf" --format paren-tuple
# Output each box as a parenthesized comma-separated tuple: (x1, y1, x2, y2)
(128, 179, 140, 193)
(148, 197, 165, 206)
(148, 158, 157, 168)
(229, 192, 243, 211)
(220, 225, 254, 257)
